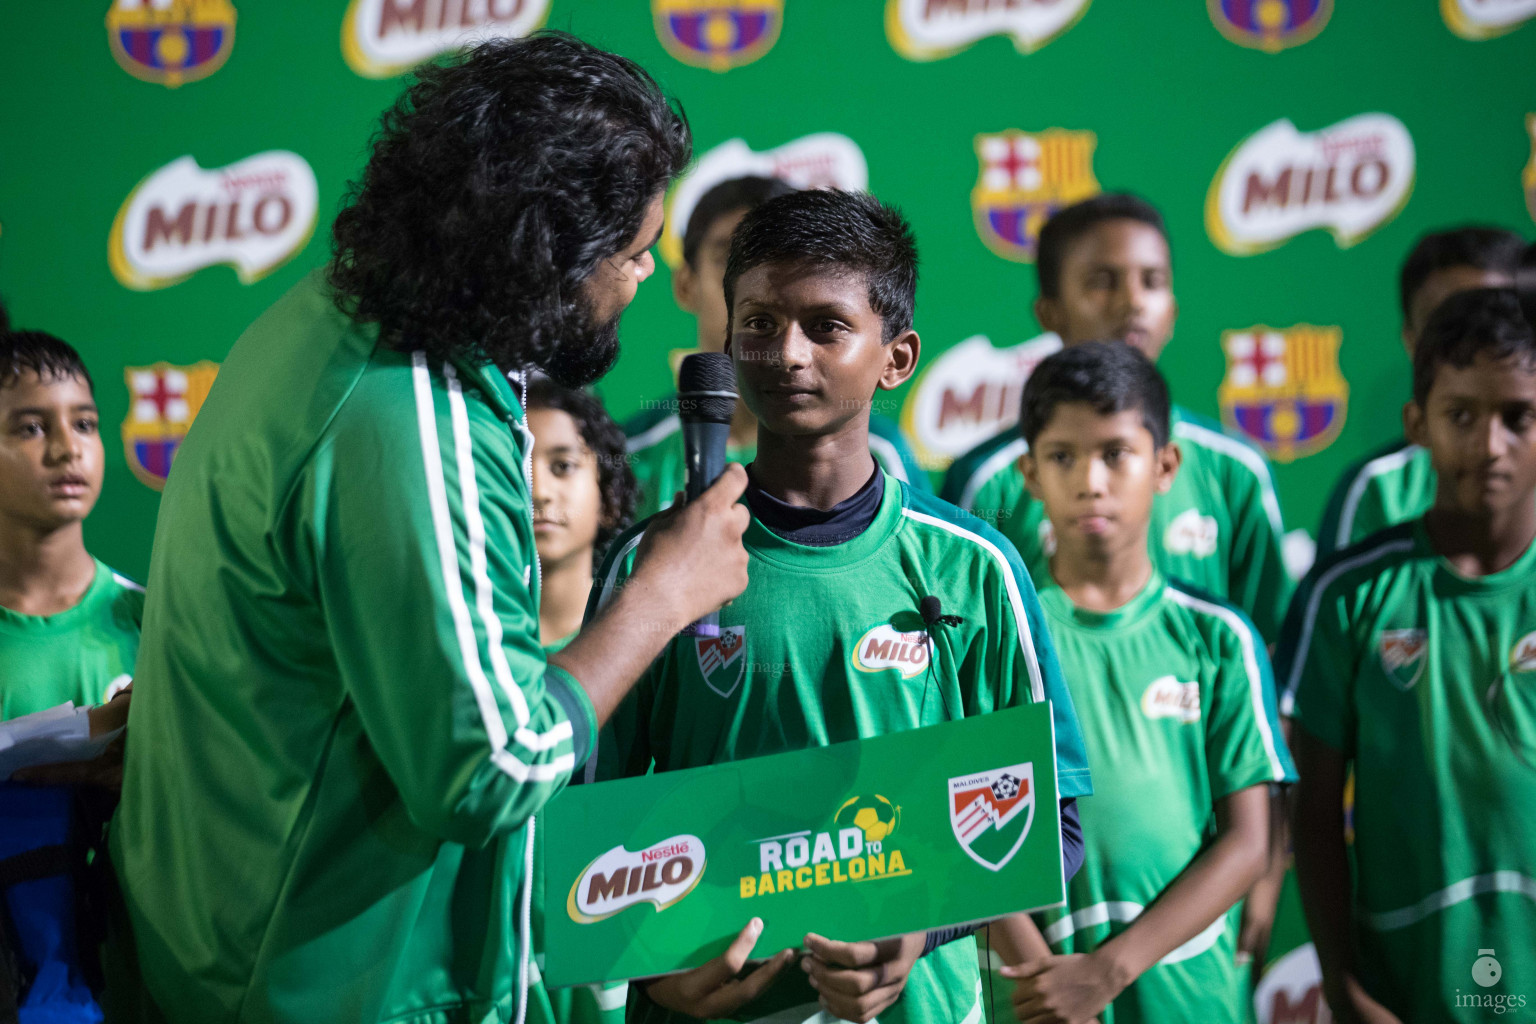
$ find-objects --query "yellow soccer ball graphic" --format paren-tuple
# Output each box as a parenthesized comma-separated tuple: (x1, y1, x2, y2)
(835, 794, 901, 844)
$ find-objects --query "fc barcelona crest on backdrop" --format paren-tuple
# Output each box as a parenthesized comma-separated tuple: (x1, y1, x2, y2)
(122, 361, 219, 490)
(695, 626, 746, 698)
(949, 762, 1035, 872)
(1208, 0, 1332, 52)
(653, 0, 782, 72)
(106, 0, 236, 88)
(1218, 325, 1347, 463)
(972, 130, 1100, 263)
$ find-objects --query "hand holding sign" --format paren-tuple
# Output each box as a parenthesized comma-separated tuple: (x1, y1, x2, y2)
(802, 931, 925, 1023)
(644, 918, 794, 1019)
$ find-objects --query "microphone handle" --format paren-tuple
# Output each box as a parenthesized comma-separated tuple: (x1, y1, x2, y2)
(681, 419, 733, 637)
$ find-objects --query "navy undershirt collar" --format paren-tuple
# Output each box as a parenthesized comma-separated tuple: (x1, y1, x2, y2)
(744, 462, 885, 547)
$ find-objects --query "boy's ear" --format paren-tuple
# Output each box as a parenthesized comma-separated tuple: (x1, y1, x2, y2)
(877, 329, 921, 391)
(672, 260, 698, 314)
(1403, 399, 1427, 448)
(1155, 440, 1182, 495)
(1019, 451, 1042, 499)
(1034, 296, 1062, 336)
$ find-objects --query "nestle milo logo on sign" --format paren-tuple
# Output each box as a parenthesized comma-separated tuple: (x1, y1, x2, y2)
(567, 834, 705, 924)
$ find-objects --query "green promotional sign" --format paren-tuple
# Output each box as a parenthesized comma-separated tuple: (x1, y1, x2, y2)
(543, 702, 1063, 989)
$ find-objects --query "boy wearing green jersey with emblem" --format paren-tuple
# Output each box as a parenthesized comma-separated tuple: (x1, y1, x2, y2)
(1316, 227, 1526, 557)
(993, 342, 1293, 1023)
(589, 189, 1093, 1024)
(1, 331, 141, 722)
(1285, 288, 1536, 1023)
(939, 194, 1291, 643)
(624, 175, 926, 516)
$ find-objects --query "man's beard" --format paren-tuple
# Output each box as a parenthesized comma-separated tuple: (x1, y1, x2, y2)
(541, 300, 621, 388)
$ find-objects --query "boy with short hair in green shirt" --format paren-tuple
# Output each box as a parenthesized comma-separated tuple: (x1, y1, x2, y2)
(1316, 226, 1526, 556)
(0, 330, 141, 722)
(939, 194, 1290, 643)
(993, 341, 1293, 1023)
(625, 175, 926, 516)
(591, 188, 1092, 1024)
(1285, 288, 1536, 1023)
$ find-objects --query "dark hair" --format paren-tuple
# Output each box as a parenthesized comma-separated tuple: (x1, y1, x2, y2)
(1036, 193, 1169, 300)
(1412, 288, 1536, 406)
(1020, 340, 1170, 448)
(0, 330, 94, 394)
(682, 176, 795, 268)
(1399, 227, 1524, 323)
(328, 32, 691, 370)
(0, 295, 9, 335)
(524, 378, 637, 555)
(723, 189, 918, 342)
(1517, 241, 1536, 325)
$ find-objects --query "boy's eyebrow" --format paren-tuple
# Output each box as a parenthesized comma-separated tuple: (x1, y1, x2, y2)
(6, 404, 97, 417)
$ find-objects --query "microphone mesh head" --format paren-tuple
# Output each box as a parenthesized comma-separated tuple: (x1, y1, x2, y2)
(678, 352, 737, 424)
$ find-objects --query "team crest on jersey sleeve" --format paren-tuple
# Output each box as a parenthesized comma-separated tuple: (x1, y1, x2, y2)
(1441, 0, 1536, 39)
(653, 0, 782, 72)
(1208, 0, 1331, 52)
(106, 0, 236, 88)
(972, 130, 1100, 263)
(122, 361, 219, 490)
(949, 763, 1034, 872)
(695, 626, 746, 697)
(886, 0, 1092, 60)
(1218, 325, 1347, 462)
(1378, 629, 1427, 691)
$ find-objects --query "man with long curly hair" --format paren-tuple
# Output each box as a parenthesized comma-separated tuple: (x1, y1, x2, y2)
(109, 33, 755, 1024)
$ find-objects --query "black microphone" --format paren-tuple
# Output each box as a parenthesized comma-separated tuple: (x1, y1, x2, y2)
(919, 595, 963, 628)
(678, 352, 738, 637)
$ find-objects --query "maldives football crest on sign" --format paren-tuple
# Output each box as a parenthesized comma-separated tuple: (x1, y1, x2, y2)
(1378, 629, 1427, 691)
(695, 626, 746, 698)
(1208, 0, 1332, 52)
(972, 130, 1100, 263)
(122, 361, 219, 490)
(106, 0, 237, 88)
(886, 0, 1092, 60)
(342, 0, 550, 78)
(949, 763, 1034, 872)
(1441, 0, 1536, 39)
(654, 0, 782, 72)
(1218, 325, 1347, 462)
(1207, 113, 1415, 256)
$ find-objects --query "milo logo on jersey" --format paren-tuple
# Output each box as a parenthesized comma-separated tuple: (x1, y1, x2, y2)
(900, 332, 1061, 470)
(1218, 325, 1347, 462)
(107, 0, 236, 88)
(1141, 677, 1201, 723)
(1508, 630, 1536, 672)
(568, 834, 706, 924)
(695, 626, 746, 697)
(972, 130, 1100, 263)
(342, 0, 549, 78)
(740, 794, 907, 899)
(122, 361, 219, 490)
(660, 133, 868, 268)
(1206, 113, 1415, 256)
(1208, 0, 1331, 52)
(109, 151, 318, 291)
(1378, 628, 1427, 691)
(886, 0, 1093, 60)
(1254, 944, 1327, 1023)
(1441, 0, 1536, 39)
(1164, 508, 1218, 559)
(852, 624, 930, 679)
(654, 0, 782, 72)
(949, 763, 1034, 871)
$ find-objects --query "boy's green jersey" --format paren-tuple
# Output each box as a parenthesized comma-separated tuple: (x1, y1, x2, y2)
(624, 401, 929, 518)
(110, 270, 595, 1024)
(939, 407, 1293, 641)
(1314, 439, 1435, 557)
(587, 476, 1093, 1024)
(0, 559, 142, 720)
(1030, 572, 1295, 1023)
(1280, 521, 1536, 1020)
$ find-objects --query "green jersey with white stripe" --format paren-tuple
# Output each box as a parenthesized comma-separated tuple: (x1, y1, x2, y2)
(1315, 439, 1435, 557)
(1031, 573, 1294, 1024)
(938, 407, 1293, 642)
(110, 270, 595, 1024)
(1279, 521, 1536, 1020)
(0, 559, 142, 720)
(624, 400, 928, 518)
(587, 476, 1092, 1024)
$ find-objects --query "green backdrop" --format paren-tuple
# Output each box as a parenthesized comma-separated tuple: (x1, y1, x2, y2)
(2, 0, 1534, 584)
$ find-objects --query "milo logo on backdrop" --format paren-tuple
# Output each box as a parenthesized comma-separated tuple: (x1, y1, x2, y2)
(109, 151, 318, 290)
(1206, 113, 1415, 255)
(740, 794, 908, 899)
(1441, 0, 1536, 40)
(886, 0, 1093, 60)
(568, 834, 706, 923)
(342, 0, 549, 78)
